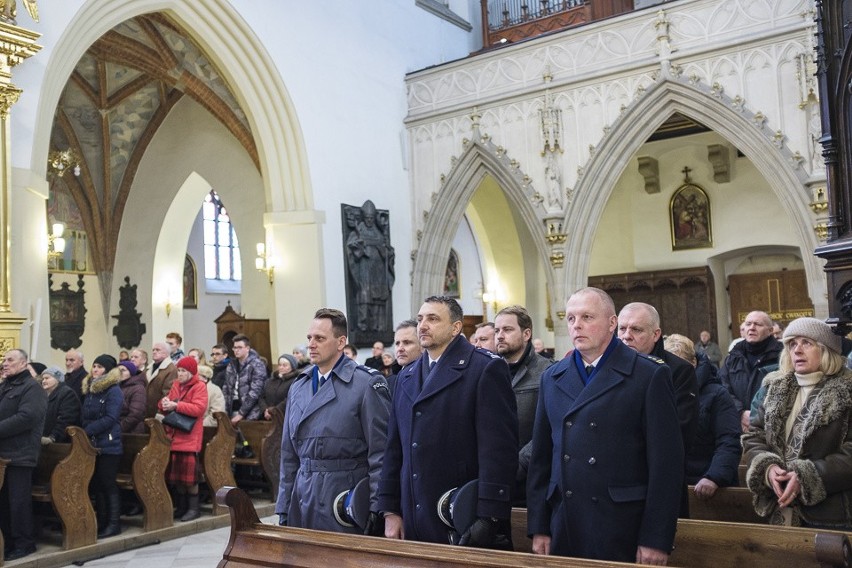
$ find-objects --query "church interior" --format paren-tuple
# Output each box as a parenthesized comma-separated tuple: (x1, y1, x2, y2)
(0, 0, 824, 364)
(0, 0, 849, 566)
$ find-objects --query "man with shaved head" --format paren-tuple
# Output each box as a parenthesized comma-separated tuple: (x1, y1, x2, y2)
(718, 310, 782, 431)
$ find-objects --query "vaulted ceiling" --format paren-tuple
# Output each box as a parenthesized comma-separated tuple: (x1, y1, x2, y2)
(49, 12, 257, 280)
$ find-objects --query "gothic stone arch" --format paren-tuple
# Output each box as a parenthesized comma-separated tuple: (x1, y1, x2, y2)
(411, 131, 555, 315)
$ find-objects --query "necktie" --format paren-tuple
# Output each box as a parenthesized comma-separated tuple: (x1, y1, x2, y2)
(319, 375, 327, 388)
(429, 361, 436, 373)
(585, 365, 594, 375)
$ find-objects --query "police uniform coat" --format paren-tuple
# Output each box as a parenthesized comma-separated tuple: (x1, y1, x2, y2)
(377, 334, 519, 544)
(526, 338, 684, 562)
(276, 355, 391, 532)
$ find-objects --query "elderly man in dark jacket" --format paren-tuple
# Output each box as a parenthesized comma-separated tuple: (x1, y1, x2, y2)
(719, 310, 782, 431)
(494, 305, 552, 506)
(0, 348, 47, 560)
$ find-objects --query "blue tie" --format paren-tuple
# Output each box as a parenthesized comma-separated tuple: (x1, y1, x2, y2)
(429, 361, 436, 373)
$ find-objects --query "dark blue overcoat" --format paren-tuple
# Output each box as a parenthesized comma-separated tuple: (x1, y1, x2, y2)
(526, 338, 683, 562)
(378, 334, 519, 544)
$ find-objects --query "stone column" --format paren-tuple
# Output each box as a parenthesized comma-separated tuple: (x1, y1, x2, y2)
(0, 22, 40, 349)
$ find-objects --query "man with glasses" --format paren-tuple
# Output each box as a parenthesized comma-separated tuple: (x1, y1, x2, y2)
(209, 344, 230, 389)
(223, 335, 268, 424)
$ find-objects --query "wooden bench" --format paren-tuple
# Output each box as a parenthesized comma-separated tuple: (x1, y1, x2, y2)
(31, 426, 97, 550)
(118, 418, 172, 531)
(687, 485, 763, 524)
(216, 486, 852, 568)
(201, 411, 237, 516)
(225, 414, 282, 498)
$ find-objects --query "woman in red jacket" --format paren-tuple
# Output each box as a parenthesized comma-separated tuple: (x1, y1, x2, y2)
(159, 356, 208, 521)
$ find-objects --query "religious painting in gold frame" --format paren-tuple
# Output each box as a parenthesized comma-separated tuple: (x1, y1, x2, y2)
(670, 182, 712, 250)
(183, 254, 198, 309)
(444, 248, 460, 298)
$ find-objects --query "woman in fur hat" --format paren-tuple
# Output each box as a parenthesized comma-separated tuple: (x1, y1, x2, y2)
(743, 317, 852, 529)
(81, 354, 124, 538)
(159, 356, 207, 522)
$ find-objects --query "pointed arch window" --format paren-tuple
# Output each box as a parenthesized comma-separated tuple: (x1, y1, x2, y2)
(203, 190, 242, 281)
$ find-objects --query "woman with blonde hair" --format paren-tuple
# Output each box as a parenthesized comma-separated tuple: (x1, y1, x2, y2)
(743, 317, 852, 528)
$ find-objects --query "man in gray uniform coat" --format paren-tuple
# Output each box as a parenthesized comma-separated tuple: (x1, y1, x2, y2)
(276, 308, 391, 534)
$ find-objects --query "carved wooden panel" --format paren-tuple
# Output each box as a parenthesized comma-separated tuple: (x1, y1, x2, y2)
(203, 412, 237, 517)
(215, 303, 271, 368)
(589, 266, 716, 341)
(727, 270, 813, 329)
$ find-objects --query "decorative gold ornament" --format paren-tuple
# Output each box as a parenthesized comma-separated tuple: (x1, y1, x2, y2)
(0, 82, 20, 119)
(0, 0, 37, 26)
(546, 221, 567, 244)
(549, 251, 565, 268)
(809, 187, 828, 213)
(814, 223, 828, 241)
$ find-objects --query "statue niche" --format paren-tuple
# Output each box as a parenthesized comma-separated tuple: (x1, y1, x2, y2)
(342, 200, 395, 346)
(112, 276, 146, 349)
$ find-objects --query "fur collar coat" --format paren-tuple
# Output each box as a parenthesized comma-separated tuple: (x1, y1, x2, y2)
(742, 368, 852, 528)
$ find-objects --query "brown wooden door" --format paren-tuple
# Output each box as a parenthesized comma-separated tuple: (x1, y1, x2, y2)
(728, 270, 813, 332)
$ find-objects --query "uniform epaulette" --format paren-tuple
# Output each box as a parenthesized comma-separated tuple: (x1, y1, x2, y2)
(474, 347, 501, 359)
(641, 354, 666, 365)
(357, 364, 382, 375)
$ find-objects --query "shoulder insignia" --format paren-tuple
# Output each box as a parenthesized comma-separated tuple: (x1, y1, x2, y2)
(642, 354, 665, 365)
(357, 364, 382, 375)
(474, 347, 501, 360)
(371, 378, 390, 397)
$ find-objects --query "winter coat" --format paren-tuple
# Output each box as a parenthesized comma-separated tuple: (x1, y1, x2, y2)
(695, 340, 723, 367)
(223, 349, 268, 420)
(119, 372, 147, 434)
(258, 370, 298, 417)
(65, 365, 87, 403)
(81, 369, 124, 455)
(378, 336, 518, 544)
(159, 373, 208, 453)
(0, 369, 46, 466)
(743, 368, 852, 529)
(720, 338, 782, 414)
(526, 339, 683, 562)
(277, 355, 391, 532)
(685, 354, 741, 486)
(203, 379, 226, 427)
(43, 382, 81, 442)
(146, 360, 178, 418)
(211, 359, 229, 389)
(652, 339, 699, 453)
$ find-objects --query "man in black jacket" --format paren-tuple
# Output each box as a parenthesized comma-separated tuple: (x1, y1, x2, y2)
(617, 303, 698, 452)
(0, 349, 47, 560)
(718, 310, 782, 431)
(209, 343, 230, 389)
(64, 349, 87, 402)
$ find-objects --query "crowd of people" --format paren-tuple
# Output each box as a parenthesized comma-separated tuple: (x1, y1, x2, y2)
(0, 332, 307, 561)
(1, 291, 851, 564)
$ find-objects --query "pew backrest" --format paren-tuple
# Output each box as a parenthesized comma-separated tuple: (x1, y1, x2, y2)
(118, 418, 172, 531)
(32, 426, 98, 550)
(202, 411, 237, 516)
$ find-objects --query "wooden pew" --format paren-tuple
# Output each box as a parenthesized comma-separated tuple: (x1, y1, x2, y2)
(216, 487, 852, 568)
(118, 418, 172, 531)
(201, 411, 237, 516)
(224, 415, 281, 498)
(739, 463, 748, 486)
(31, 426, 97, 550)
(687, 485, 763, 524)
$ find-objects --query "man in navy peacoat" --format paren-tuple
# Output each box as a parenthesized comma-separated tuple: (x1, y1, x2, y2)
(527, 288, 683, 564)
(378, 295, 519, 546)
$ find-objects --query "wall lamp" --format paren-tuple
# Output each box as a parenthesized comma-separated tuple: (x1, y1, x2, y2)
(255, 243, 274, 284)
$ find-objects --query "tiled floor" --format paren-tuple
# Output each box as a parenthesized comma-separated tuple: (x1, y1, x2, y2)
(5, 501, 277, 568)
(58, 514, 277, 568)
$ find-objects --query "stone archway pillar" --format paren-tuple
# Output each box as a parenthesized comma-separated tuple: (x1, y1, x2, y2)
(264, 209, 326, 350)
